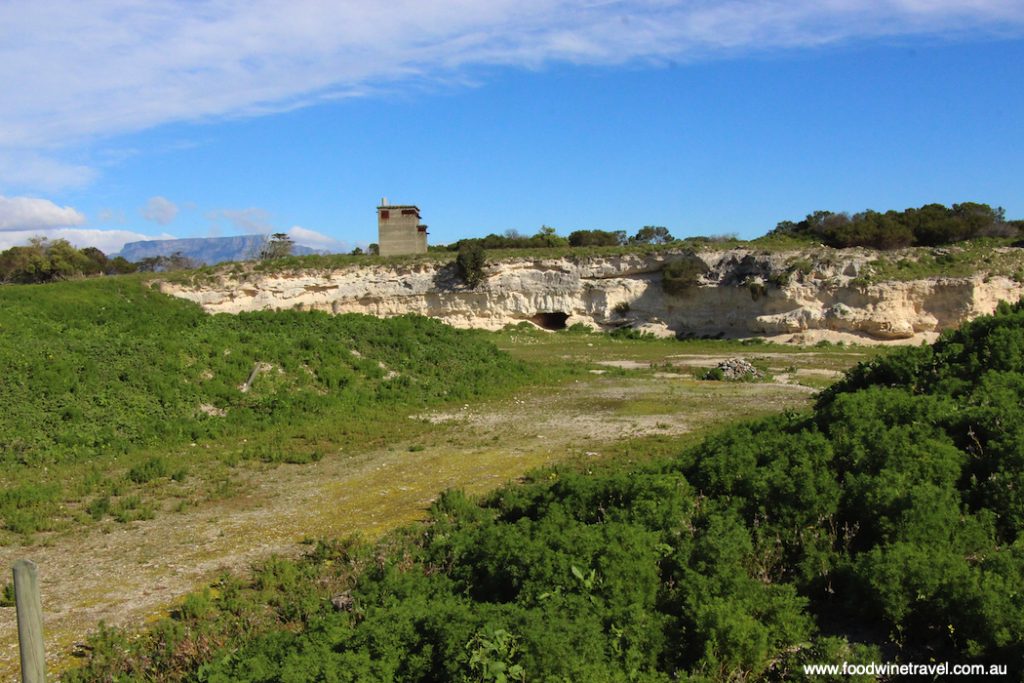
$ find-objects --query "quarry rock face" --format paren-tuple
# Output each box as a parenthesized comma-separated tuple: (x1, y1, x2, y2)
(159, 249, 1024, 344)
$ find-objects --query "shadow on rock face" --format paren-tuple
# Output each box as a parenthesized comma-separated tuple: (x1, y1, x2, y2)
(530, 312, 569, 330)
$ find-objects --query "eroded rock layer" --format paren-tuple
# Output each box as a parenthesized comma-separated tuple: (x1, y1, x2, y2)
(160, 249, 1024, 344)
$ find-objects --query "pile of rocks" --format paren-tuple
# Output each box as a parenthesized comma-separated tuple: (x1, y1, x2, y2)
(705, 358, 764, 381)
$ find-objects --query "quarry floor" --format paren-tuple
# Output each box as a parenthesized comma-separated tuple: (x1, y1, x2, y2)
(0, 333, 874, 680)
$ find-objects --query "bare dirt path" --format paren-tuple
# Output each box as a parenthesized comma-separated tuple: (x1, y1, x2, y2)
(0, 372, 818, 680)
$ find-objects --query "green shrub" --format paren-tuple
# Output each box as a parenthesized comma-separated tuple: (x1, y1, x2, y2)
(113, 495, 155, 523)
(127, 457, 169, 484)
(701, 367, 725, 381)
(63, 301, 1024, 682)
(456, 242, 487, 288)
(608, 326, 656, 341)
(86, 496, 111, 521)
(661, 254, 709, 296)
(567, 229, 625, 247)
(767, 202, 1009, 249)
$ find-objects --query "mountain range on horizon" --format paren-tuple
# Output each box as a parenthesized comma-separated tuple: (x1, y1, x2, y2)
(114, 234, 324, 266)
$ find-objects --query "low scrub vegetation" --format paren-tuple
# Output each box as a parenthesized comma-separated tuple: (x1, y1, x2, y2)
(65, 301, 1024, 681)
(456, 242, 487, 288)
(661, 253, 709, 296)
(768, 202, 1019, 250)
(0, 237, 136, 283)
(0, 277, 537, 538)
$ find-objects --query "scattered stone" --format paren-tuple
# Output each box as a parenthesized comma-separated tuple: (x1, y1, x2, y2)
(198, 403, 226, 417)
(331, 592, 354, 612)
(703, 358, 764, 381)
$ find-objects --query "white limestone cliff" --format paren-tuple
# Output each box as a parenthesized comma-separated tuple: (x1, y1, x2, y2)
(159, 249, 1024, 344)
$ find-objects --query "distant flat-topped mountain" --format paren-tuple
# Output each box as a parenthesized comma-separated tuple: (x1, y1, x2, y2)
(115, 235, 321, 265)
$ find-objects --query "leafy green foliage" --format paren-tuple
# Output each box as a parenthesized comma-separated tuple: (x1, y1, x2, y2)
(447, 225, 675, 252)
(567, 229, 626, 247)
(629, 226, 674, 245)
(0, 237, 134, 283)
(456, 242, 487, 288)
(769, 202, 1015, 249)
(64, 301, 1024, 682)
(466, 628, 527, 683)
(448, 226, 569, 251)
(0, 277, 532, 535)
(128, 457, 170, 484)
(661, 253, 709, 296)
(257, 232, 294, 260)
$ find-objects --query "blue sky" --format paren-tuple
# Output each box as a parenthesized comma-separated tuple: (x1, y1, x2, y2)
(1, 1, 1022, 253)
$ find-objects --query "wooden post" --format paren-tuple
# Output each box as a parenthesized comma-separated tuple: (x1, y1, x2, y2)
(12, 560, 45, 683)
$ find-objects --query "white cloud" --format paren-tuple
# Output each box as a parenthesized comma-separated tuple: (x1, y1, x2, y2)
(97, 207, 127, 224)
(0, 1, 1020, 160)
(207, 207, 346, 250)
(0, 228, 175, 253)
(0, 151, 96, 192)
(0, 195, 86, 231)
(287, 225, 348, 252)
(208, 207, 274, 233)
(142, 195, 179, 225)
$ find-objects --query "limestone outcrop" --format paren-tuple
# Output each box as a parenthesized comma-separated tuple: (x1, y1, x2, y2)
(159, 249, 1024, 344)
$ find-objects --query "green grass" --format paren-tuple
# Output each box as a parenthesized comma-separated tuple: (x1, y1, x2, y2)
(489, 322, 874, 366)
(0, 276, 563, 542)
(0, 271, 880, 544)
(861, 238, 1024, 282)
(63, 305, 1024, 682)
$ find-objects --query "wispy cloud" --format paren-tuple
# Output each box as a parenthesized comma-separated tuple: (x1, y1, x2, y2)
(97, 207, 127, 224)
(142, 195, 179, 225)
(287, 226, 349, 252)
(0, 195, 86, 231)
(0, 151, 97, 192)
(2, 1, 1022, 189)
(208, 207, 275, 233)
(207, 208, 347, 251)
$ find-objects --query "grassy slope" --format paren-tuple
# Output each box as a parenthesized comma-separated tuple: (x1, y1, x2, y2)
(0, 297, 866, 679)
(0, 276, 548, 541)
(62, 304, 1024, 682)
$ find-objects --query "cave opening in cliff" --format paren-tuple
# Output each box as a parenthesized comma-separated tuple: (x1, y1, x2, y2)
(529, 312, 569, 330)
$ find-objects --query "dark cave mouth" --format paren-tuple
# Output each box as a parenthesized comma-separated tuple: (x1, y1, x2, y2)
(529, 312, 570, 330)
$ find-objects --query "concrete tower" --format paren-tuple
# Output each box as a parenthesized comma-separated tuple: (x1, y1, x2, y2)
(377, 199, 427, 256)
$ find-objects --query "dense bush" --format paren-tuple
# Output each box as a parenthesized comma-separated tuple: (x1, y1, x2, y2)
(447, 226, 569, 251)
(67, 302, 1024, 681)
(456, 242, 487, 288)
(661, 253, 710, 296)
(769, 202, 1016, 249)
(568, 229, 627, 247)
(0, 237, 136, 283)
(447, 226, 674, 251)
